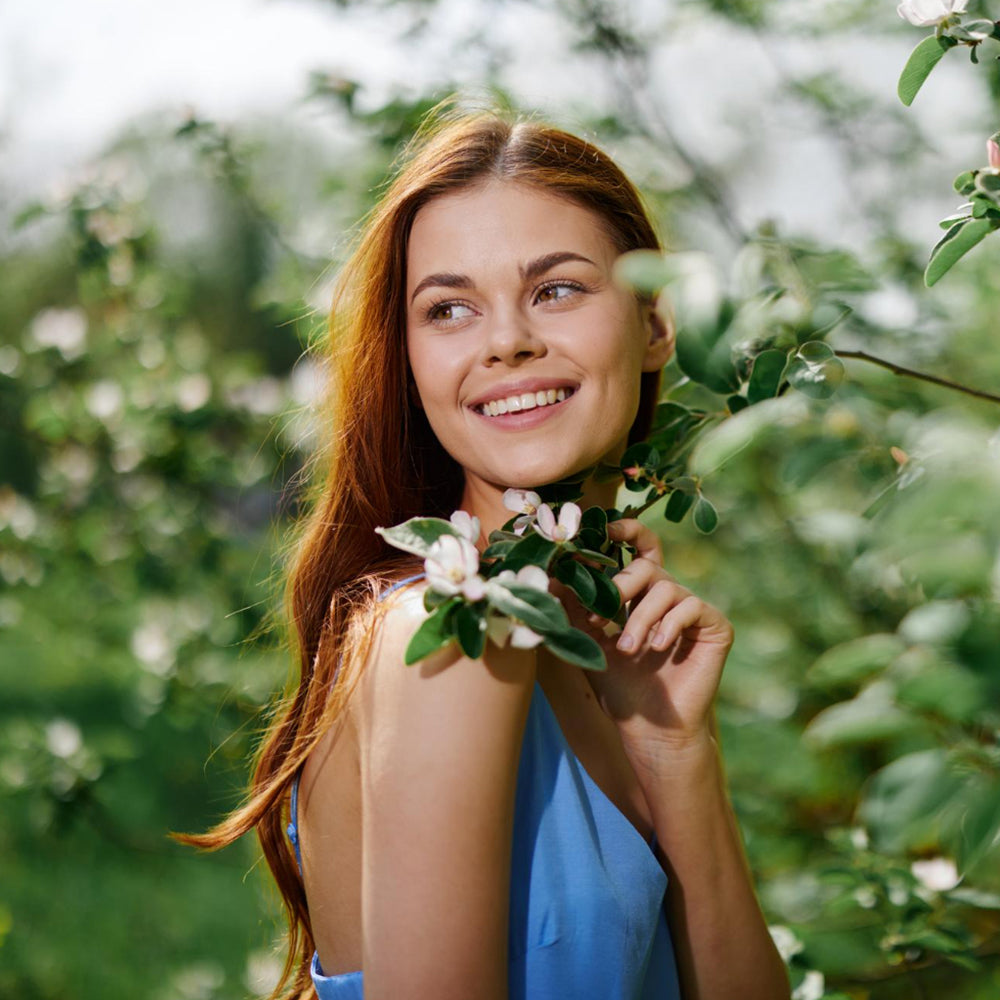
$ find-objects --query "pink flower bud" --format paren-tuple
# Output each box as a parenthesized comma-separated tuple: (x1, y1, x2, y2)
(988, 137, 1000, 171)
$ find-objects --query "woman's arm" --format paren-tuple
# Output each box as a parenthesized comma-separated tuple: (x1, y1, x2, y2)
(632, 721, 790, 1000)
(576, 517, 790, 1000)
(355, 586, 537, 1000)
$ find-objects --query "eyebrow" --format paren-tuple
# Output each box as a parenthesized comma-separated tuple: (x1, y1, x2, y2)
(408, 251, 598, 305)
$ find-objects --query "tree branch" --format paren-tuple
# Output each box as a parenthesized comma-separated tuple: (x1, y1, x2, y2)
(836, 349, 1000, 405)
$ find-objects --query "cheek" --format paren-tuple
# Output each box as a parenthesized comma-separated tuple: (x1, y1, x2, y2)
(407, 336, 462, 412)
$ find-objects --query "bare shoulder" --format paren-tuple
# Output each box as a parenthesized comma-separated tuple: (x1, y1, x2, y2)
(354, 579, 536, 739)
(351, 579, 538, 999)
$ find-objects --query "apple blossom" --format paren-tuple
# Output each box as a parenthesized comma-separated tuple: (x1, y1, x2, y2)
(989, 135, 1000, 170)
(424, 534, 486, 601)
(503, 488, 542, 535)
(485, 565, 550, 649)
(910, 857, 960, 892)
(534, 502, 582, 543)
(897, 0, 966, 27)
(449, 509, 481, 544)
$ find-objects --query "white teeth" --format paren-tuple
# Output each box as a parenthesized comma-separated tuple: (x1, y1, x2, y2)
(477, 387, 574, 416)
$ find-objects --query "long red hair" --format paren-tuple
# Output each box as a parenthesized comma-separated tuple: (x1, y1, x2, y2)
(176, 101, 666, 998)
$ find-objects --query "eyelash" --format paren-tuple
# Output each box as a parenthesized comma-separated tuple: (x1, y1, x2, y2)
(423, 279, 587, 324)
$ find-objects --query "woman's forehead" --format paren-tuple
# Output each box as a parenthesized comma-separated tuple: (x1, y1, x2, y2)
(406, 181, 617, 279)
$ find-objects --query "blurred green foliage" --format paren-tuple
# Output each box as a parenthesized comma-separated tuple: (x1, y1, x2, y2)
(2, 0, 1000, 997)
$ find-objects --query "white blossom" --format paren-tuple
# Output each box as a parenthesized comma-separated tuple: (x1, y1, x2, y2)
(534, 502, 582, 543)
(911, 857, 960, 892)
(792, 970, 825, 1000)
(503, 488, 542, 535)
(485, 565, 549, 649)
(768, 925, 804, 963)
(449, 509, 481, 544)
(424, 534, 486, 601)
(897, 0, 965, 27)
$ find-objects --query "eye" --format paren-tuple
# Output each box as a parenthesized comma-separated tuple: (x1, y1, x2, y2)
(534, 280, 585, 304)
(424, 299, 476, 324)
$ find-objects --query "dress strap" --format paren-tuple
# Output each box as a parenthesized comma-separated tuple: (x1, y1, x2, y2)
(287, 772, 303, 876)
(378, 572, 426, 600)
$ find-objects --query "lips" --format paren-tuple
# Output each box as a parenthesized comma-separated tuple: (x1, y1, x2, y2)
(466, 377, 579, 412)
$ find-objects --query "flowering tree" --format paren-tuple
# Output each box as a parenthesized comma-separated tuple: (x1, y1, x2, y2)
(2, 2, 1000, 998)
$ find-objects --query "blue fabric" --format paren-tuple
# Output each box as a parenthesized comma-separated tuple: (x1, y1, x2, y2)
(287, 573, 682, 999)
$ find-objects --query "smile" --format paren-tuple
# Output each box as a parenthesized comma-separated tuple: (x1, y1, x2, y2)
(474, 387, 576, 417)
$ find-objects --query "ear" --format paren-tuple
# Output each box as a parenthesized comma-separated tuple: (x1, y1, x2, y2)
(640, 295, 675, 372)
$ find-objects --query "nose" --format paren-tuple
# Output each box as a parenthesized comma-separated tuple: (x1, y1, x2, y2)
(480, 307, 546, 367)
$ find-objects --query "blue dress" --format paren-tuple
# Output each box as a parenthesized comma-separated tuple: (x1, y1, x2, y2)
(286, 574, 682, 999)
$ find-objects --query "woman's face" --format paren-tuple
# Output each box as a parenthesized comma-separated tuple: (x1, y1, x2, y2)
(405, 180, 672, 498)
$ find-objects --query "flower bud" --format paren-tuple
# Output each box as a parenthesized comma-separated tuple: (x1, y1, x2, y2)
(988, 135, 1000, 170)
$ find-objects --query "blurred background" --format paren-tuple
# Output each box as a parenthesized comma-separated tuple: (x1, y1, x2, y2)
(2, 1, 999, 998)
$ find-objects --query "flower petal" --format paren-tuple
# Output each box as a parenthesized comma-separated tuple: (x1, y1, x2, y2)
(535, 503, 556, 540)
(449, 510, 481, 543)
(510, 623, 544, 649)
(503, 488, 542, 515)
(558, 502, 582, 540)
(515, 565, 550, 592)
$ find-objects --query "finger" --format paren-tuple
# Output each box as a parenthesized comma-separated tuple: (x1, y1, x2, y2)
(607, 518, 663, 564)
(586, 559, 676, 626)
(615, 579, 689, 653)
(651, 596, 733, 651)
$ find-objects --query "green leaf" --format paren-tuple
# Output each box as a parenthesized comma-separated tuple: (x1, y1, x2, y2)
(859, 749, 961, 853)
(613, 249, 673, 295)
(898, 34, 955, 107)
(12, 201, 47, 230)
(555, 558, 598, 608)
(746, 349, 788, 403)
(692, 495, 718, 534)
(488, 582, 569, 634)
(804, 682, 920, 749)
(675, 303, 742, 394)
(580, 505, 608, 536)
(664, 489, 695, 523)
(375, 517, 460, 558)
(785, 341, 845, 399)
(952, 778, 1000, 874)
(925, 217, 997, 286)
(954, 171, 976, 196)
(501, 531, 559, 572)
(404, 601, 459, 664)
(806, 633, 906, 690)
(482, 538, 518, 560)
(726, 394, 749, 414)
(454, 603, 486, 660)
(584, 565, 621, 619)
(573, 547, 618, 568)
(542, 628, 607, 671)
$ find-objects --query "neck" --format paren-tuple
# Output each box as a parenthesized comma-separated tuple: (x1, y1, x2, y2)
(460, 474, 622, 550)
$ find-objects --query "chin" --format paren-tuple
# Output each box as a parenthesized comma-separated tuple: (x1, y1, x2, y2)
(486, 455, 606, 492)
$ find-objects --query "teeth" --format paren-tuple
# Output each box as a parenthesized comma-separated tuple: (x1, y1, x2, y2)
(477, 387, 573, 416)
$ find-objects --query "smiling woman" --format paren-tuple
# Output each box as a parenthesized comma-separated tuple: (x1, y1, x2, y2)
(178, 100, 789, 1000)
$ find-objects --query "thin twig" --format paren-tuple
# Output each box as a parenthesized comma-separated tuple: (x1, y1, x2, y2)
(836, 349, 1000, 405)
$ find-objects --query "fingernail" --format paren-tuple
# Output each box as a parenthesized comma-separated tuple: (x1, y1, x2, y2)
(651, 632, 667, 649)
(617, 634, 635, 652)
(587, 613, 603, 625)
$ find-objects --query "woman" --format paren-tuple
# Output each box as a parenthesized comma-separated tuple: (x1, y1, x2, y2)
(184, 105, 790, 1000)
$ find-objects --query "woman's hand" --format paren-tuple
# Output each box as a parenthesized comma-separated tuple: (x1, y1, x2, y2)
(557, 518, 735, 765)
